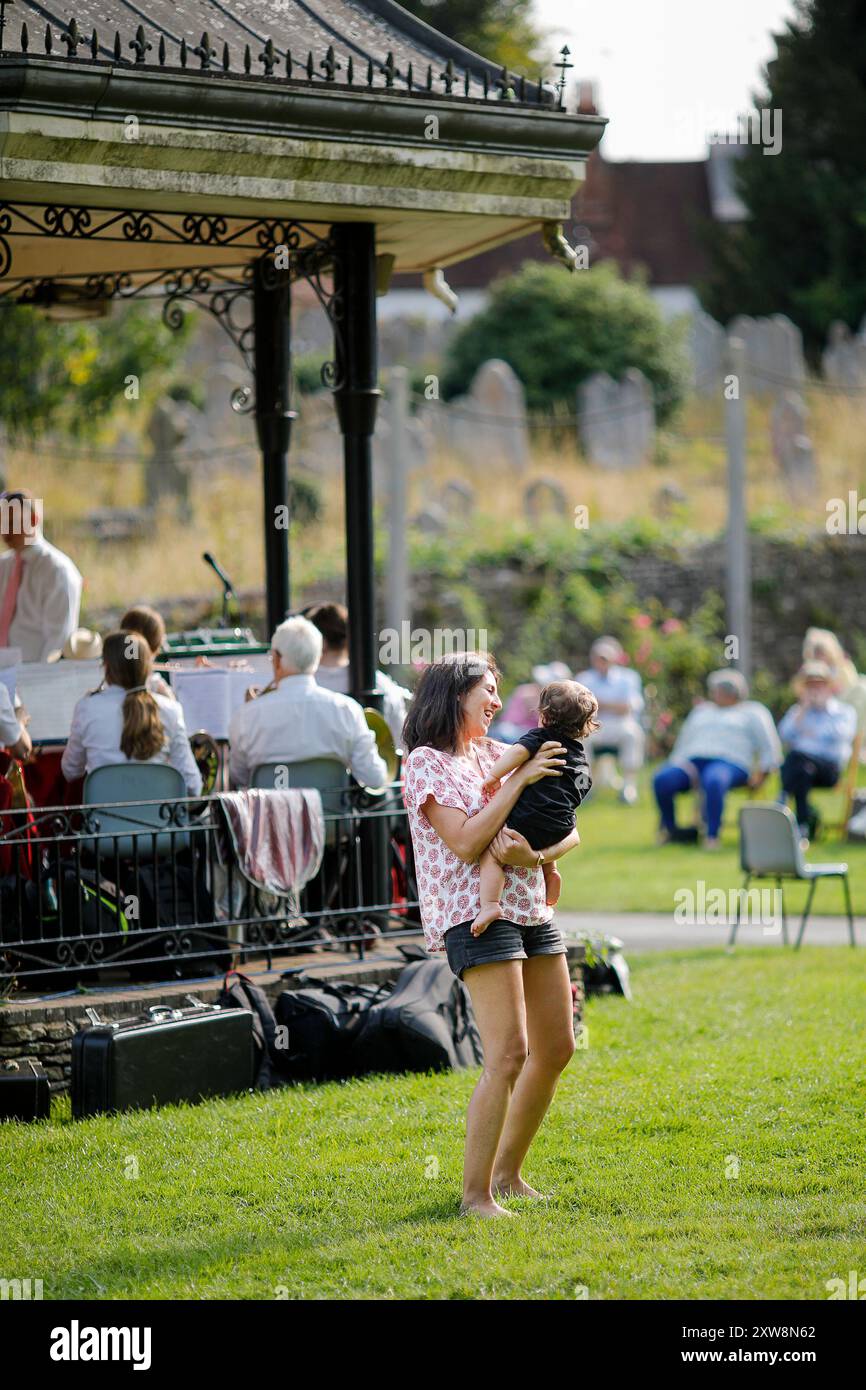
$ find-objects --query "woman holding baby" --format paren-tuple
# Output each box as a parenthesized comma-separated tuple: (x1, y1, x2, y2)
(402, 652, 594, 1217)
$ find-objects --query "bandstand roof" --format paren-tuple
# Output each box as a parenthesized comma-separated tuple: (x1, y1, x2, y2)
(0, 0, 606, 295)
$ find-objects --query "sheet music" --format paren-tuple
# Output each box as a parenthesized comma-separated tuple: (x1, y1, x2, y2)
(16, 660, 104, 743)
(171, 657, 272, 741)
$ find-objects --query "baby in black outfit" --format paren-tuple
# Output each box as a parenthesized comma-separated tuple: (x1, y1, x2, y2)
(473, 680, 598, 935)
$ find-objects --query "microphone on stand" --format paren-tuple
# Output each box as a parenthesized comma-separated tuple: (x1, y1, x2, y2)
(202, 551, 235, 629)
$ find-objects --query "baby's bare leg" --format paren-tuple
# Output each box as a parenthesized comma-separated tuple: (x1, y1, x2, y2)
(472, 849, 507, 937)
(542, 859, 562, 906)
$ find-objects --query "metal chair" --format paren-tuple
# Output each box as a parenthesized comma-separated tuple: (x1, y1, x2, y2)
(732, 802, 855, 949)
(83, 764, 190, 861)
(251, 757, 350, 847)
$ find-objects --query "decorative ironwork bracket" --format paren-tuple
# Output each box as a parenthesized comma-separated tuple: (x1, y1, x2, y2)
(0, 204, 346, 409)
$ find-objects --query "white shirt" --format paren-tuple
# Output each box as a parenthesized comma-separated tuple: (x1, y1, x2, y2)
(0, 536, 83, 662)
(672, 700, 782, 775)
(575, 664, 645, 716)
(228, 672, 389, 790)
(0, 684, 23, 747)
(314, 663, 410, 749)
(61, 685, 202, 795)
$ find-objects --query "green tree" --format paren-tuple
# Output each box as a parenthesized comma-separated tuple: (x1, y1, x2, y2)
(701, 0, 866, 356)
(398, 0, 546, 71)
(440, 260, 688, 422)
(0, 300, 193, 440)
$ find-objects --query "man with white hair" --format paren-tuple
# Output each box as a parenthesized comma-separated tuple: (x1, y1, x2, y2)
(228, 615, 389, 790)
(0, 489, 82, 662)
(653, 668, 781, 848)
(576, 636, 645, 804)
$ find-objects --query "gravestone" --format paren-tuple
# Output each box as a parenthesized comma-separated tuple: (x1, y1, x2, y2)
(441, 479, 477, 519)
(411, 504, 448, 535)
(524, 477, 567, 522)
(770, 391, 817, 500)
(690, 311, 726, 394)
(443, 359, 531, 473)
(729, 313, 805, 392)
(822, 321, 866, 389)
(146, 399, 192, 520)
(577, 369, 655, 469)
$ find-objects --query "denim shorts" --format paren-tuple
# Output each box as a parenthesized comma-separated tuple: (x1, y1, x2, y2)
(443, 918, 566, 980)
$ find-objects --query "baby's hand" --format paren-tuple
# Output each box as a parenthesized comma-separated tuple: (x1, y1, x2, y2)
(482, 775, 502, 794)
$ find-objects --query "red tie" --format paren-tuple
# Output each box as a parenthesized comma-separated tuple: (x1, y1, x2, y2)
(0, 551, 24, 647)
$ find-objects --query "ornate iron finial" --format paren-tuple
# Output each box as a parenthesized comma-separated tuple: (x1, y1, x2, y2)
(440, 58, 455, 94)
(346, 54, 353, 83)
(495, 65, 515, 100)
(406, 61, 413, 89)
(426, 63, 433, 91)
(366, 57, 373, 85)
(129, 24, 152, 64)
(193, 31, 216, 70)
(306, 50, 314, 80)
(44, 21, 52, 54)
(554, 44, 573, 109)
(381, 51, 397, 87)
(286, 49, 293, 78)
(90, 27, 98, 59)
(179, 36, 187, 68)
(158, 34, 166, 64)
(0, 1, 15, 55)
(463, 68, 470, 96)
(20, 21, 29, 54)
(259, 37, 276, 76)
(113, 29, 121, 61)
(243, 43, 251, 73)
(222, 41, 229, 71)
(320, 45, 340, 81)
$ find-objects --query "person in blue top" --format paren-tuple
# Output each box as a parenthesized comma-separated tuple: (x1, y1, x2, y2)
(575, 637, 645, 805)
(653, 669, 781, 848)
(778, 660, 857, 839)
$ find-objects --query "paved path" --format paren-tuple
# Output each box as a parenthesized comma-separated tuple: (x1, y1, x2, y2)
(556, 911, 860, 952)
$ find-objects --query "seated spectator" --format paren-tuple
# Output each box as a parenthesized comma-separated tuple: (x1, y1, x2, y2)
(61, 631, 201, 795)
(653, 669, 781, 849)
(802, 627, 866, 737)
(228, 616, 388, 790)
(0, 488, 83, 662)
(778, 660, 857, 840)
(492, 662, 571, 744)
(576, 637, 645, 804)
(120, 604, 174, 699)
(306, 601, 410, 750)
(0, 683, 31, 761)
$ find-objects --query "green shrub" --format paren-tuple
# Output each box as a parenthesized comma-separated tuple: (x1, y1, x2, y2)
(440, 261, 689, 424)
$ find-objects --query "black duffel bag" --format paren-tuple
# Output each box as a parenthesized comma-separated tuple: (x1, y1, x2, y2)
(274, 975, 392, 1082)
(352, 959, 482, 1076)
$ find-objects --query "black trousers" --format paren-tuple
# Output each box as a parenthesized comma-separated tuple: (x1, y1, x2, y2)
(780, 750, 840, 825)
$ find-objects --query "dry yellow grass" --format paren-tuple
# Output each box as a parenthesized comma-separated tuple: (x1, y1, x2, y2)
(7, 381, 865, 614)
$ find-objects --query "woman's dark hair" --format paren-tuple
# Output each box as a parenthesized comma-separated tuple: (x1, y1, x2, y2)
(402, 652, 500, 754)
(539, 680, 600, 740)
(102, 631, 165, 762)
(120, 604, 166, 657)
(306, 602, 348, 651)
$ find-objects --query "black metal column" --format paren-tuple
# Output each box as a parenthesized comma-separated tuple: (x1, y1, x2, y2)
(253, 254, 295, 637)
(331, 222, 383, 711)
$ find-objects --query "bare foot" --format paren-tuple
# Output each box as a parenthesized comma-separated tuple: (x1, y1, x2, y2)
(704, 836, 721, 851)
(544, 865, 562, 906)
(470, 902, 501, 937)
(459, 1197, 514, 1218)
(493, 1175, 551, 1200)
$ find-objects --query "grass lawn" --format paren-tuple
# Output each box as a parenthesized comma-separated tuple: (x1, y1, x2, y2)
(557, 764, 866, 918)
(2, 948, 865, 1300)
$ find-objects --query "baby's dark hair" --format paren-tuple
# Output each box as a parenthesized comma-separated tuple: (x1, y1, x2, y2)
(538, 680, 599, 740)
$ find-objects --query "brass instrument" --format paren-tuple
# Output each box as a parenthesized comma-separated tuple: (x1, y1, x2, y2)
(189, 731, 220, 795)
(363, 707, 399, 785)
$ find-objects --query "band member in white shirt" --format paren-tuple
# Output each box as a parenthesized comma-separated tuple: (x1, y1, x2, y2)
(0, 489, 83, 663)
(0, 683, 31, 761)
(307, 602, 410, 750)
(61, 631, 202, 795)
(229, 616, 389, 790)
